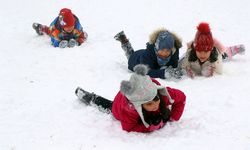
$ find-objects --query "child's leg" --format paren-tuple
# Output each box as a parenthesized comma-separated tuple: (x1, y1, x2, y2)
(75, 87, 113, 114)
(91, 96, 113, 114)
(41, 25, 51, 35)
(114, 31, 134, 59)
(32, 23, 51, 36)
(224, 44, 245, 61)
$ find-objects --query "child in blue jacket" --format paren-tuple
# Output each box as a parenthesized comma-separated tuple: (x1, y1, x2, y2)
(114, 29, 183, 79)
(32, 8, 87, 48)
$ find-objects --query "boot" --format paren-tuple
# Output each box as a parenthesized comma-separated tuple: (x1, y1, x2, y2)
(114, 31, 134, 59)
(75, 87, 97, 105)
(32, 23, 43, 35)
(225, 44, 245, 60)
(114, 31, 129, 44)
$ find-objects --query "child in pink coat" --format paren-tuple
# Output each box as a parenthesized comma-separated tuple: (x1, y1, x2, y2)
(75, 64, 186, 132)
(181, 22, 245, 78)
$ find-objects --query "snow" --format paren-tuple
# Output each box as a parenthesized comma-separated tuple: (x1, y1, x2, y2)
(1, 0, 250, 149)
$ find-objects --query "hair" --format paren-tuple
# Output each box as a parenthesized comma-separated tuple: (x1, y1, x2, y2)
(188, 43, 218, 63)
(142, 92, 171, 125)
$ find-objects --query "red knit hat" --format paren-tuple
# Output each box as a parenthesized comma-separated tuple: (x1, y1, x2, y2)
(59, 8, 75, 28)
(194, 22, 214, 52)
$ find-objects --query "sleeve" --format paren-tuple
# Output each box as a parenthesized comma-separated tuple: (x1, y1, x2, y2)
(121, 117, 163, 132)
(49, 29, 61, 47)
(147, 69, 166, 79)
(181, 48, 196, 78)
(169, 48, 179, 68)
(166, 87, 186, 121)
(49, 17, 62, 47)
(140, 53, 166, 79)
(73, 19, 87, 45)
(119, 110, 152, 132)
(213, 38, 227, 54)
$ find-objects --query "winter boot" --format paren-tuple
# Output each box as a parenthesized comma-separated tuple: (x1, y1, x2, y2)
(114, 31, 129, 44)
(75, 87, 97, 105)
(32, 23, 43, 35)
(225, 44, 245, 60)
(114, 31, 134, 59)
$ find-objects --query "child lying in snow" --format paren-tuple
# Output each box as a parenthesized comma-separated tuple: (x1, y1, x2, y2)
(114, 29, 183, 80)
(181, 22, 245, 78)
(75, 64, 186, 132)
(32, 8, 87, 48)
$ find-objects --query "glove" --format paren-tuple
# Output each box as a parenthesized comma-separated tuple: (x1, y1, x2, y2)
(149, 114, 162, 126)
(164, 67, 183, 80)
(185, 67, 195, 79)
(59, 40, 68, 48)
(68, 39, 78, 48)
(201, 65, 214, 77)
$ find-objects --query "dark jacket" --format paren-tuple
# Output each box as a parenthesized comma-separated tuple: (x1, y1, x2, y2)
(128, 28, 182, 79)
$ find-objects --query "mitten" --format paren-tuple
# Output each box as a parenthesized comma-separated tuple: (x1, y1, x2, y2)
(173, 67, 184, 79)
(149, 114, 162, 126)
(185, 67, 195, 78)
(165, 67, 183, 80)
(68, 39, 78, 48)
(59, 40, 68, 48)
(201, 65, 214, 77)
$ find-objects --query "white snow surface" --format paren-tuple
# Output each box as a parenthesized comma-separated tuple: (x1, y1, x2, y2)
(1, 0, 250, 149)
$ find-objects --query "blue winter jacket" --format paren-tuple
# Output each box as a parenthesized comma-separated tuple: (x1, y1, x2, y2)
(128, 43, 180, 79)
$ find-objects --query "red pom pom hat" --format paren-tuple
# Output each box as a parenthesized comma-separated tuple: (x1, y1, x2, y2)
(194, 22, 214, 52)
(59, 8, 75, 28)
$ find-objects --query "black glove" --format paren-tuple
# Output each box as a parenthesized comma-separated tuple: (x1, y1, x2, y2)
(148, 113, 162, 126)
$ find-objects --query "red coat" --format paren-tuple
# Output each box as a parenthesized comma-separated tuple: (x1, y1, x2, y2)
(112, 79, 186, 132)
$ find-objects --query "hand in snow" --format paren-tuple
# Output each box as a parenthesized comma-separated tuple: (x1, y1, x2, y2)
(59, 40, 68, 48)
(185, 67, 195, 79)
(164, 67, 183, 80)
(201, 65, 214, 77)
(68, 39, 78, 48)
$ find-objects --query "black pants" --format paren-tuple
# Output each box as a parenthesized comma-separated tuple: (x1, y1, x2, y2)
(92, 96, 113, 114)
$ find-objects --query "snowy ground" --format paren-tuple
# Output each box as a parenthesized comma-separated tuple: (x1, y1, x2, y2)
(1, 0, 250, 149)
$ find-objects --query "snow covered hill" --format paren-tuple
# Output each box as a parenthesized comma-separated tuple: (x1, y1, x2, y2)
(0, 0, 250, 149)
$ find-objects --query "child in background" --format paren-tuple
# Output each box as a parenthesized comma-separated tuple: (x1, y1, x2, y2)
(181, 22, 245, 78)
(75, 64, 186, 132)
(114, 29, 183, 80)
(32, 8, 87, 48)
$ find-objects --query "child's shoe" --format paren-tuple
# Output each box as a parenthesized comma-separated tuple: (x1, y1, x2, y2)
(237, 44, 245, 55)
(226, 44, 246, 60)
(114, 31, 129, 44)
(75, 87, 96, 105)
(32, 23, 43, 35)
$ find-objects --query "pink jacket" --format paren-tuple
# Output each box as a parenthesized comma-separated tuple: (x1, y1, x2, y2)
(112, 79, 186, 132)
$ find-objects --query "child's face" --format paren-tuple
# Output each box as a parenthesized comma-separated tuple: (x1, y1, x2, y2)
(142, 96, 160, 112)
(63, 26, 74, 33)
(196, 50, 212, 62)
(157, 49, 171, 59)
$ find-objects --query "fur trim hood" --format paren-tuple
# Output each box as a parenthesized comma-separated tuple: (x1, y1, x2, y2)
(149, 28, 182, 49)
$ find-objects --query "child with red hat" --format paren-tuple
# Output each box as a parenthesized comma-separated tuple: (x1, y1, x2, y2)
(181, 22, 245, 78)
(32, 8, 88, 48)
